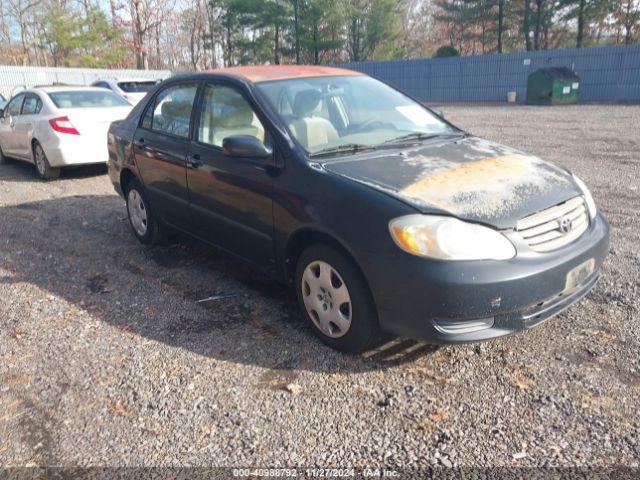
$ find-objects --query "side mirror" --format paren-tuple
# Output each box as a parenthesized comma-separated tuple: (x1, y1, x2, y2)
(222, 135, 273, 162)
(429, 107, 444, 118)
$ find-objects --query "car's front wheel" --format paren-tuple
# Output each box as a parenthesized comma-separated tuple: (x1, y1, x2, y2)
(125, 178, 161, 244)
(295, 244, 380, 353)
(33, 142, 60, 180)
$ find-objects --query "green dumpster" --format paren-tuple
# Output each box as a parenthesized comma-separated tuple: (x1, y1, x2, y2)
(526, 67, 580, 105)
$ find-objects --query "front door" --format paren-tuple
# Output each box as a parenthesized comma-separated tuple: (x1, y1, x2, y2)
(0, 94, 25, 157)
(186, 82, 276, 269)
(13, 94, 42, 159)
(133, 82, 198, 229)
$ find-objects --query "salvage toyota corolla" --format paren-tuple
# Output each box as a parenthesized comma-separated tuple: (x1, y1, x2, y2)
(107, 65, 609, 352)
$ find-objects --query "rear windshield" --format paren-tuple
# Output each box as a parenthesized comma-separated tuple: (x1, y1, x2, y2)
(48, 90, 131, 108)
(117, 81, 158, 93)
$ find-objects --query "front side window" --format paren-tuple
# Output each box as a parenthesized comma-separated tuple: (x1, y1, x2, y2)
(6, 94, 24, 117)
(257, 75, 458, 154)
(143, 83, 198, 138)
(197, 84, 265, 147)
(22, 95, 42, 115)
(48, 90, 131, 108)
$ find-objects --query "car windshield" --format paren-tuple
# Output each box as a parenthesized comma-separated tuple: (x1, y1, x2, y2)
(256, 75, 459, 155)
(117, 81, 158, 93)
(48, 90, 131, 108)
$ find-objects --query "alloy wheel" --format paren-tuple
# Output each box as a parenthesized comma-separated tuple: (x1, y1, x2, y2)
(34, 146, 46, 176)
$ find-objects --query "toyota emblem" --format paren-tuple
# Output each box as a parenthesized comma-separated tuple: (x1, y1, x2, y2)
(559, 215, 573, 233)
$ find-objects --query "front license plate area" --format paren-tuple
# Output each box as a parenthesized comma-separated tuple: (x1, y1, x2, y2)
(565, 258, 595, 294)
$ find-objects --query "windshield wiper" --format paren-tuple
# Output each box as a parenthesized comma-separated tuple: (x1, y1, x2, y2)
(381, 132, 464, 145)
(309, 143, 376, 157)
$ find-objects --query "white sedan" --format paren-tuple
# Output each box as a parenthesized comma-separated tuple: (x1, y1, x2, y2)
(0, 86, 133, 179)
(91, 78, 159, 105)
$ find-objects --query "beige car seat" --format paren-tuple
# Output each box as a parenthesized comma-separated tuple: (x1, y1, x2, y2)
(287, 89, 338, 150)
(211, 101, 264, 147)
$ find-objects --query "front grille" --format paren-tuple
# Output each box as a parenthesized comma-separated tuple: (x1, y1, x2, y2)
(516, 196, 589, 252)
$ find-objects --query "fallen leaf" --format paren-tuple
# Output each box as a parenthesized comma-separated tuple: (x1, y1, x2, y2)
(504, 362, 535, 390)
(403, 365, 457, 384)
(416, 409, 449, 430)
(434, 351, 452, 363)
(119, 324, 134, 334)
(509, 371, 534, 390)
(283, 383, 303, 395)
(428, 409, 449, 421)
(4, 373, 31, 385)
(108, 402, 131, 417)
(10, 328, 25, 340)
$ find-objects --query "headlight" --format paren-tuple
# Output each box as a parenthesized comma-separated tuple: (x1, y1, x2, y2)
(572, 174, 597, 219)
(389, 215, 516, 261)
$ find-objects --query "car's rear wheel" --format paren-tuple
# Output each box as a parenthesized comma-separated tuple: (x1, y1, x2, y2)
(295, 243, 380, 353)
(33, 142, 60, 180)
(0, 145, 9, 165)
(125, 178, 161, 244)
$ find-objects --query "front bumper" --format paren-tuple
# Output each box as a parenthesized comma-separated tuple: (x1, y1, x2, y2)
(362, 213, 610, 343)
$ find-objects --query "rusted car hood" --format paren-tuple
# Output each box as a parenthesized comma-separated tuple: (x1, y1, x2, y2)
(322, 136, 581, 229)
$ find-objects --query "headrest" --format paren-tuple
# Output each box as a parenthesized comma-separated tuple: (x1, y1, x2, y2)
(161, 100, 191, 121)
(220, 100, 254, 127)
(292, 89, 321, 117)
(161, 100, 176, 118)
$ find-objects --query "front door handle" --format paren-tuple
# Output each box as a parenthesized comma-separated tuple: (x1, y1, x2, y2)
(187, 154, 203, 169)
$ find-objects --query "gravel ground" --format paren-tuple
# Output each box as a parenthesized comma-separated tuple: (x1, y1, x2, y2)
(0, 105, 638, 471)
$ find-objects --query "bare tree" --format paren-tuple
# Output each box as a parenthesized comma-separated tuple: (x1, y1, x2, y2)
(5, 0, 42, 64)
(129, 0, 174, 68)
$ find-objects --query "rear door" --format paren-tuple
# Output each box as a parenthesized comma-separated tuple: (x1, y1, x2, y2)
(186, 81, 276, 269)
(133, 82, 199, 229)
(0, 94, 25, 156)
(13, 93, 42, 158)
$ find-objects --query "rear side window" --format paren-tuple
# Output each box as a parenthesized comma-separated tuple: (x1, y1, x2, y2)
(22, 95, 42, 115)
(118, 81, 158, 93)
(48, 90, 130, 108)
(142, 83, 197, 138)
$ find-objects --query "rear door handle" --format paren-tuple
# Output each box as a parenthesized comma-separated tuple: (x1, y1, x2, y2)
(135, 138, 146, 149)
(187, 154, 203, 169)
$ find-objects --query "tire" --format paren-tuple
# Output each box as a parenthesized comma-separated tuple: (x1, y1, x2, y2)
(295, 243, 380, 353)
(33, 142, 60, 180)
(0, 145, 9, 165)
(124, 177, 161, 244)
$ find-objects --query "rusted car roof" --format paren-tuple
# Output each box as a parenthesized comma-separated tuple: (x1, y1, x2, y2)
(211, 65, 362, 83)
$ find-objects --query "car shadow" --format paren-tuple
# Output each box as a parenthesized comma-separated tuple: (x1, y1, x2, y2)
(0, 190, 440, 374)
(0, 157, 107, 181)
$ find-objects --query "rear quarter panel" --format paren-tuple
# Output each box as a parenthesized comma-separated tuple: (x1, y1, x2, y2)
(107, 118, 137, 197)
